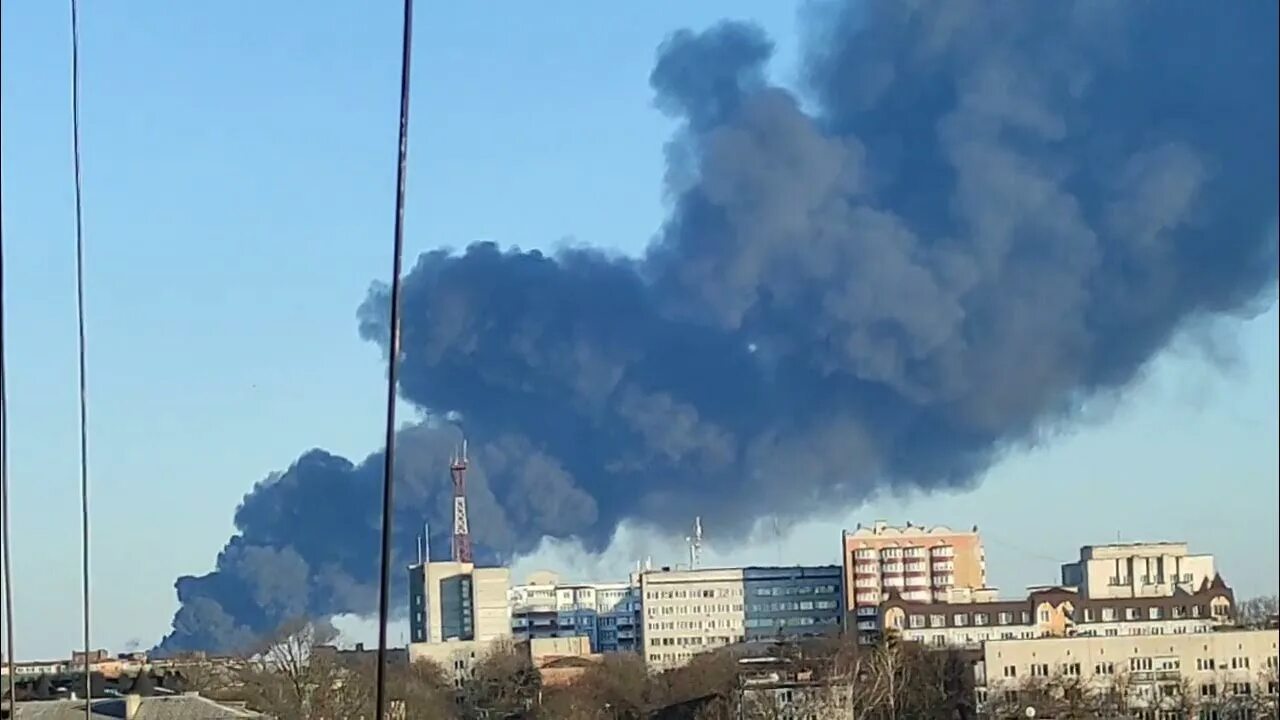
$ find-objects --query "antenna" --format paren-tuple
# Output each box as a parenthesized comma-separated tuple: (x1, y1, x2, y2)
(450, 441, 473, 563)
(687, 516, 704, 570)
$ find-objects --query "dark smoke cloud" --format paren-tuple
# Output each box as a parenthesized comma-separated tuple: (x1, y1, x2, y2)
(158, 0, 1278, 652)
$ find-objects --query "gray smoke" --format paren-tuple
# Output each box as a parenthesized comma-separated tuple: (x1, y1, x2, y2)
(158, 0, 1278, 653)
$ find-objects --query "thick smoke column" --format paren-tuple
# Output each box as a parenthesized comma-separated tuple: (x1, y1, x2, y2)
(158, 0, 1278, 652)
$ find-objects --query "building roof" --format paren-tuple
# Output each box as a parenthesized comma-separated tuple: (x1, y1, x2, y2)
(13, 695, 264, 719)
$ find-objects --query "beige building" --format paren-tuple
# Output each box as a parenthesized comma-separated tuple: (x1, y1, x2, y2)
(406, 560, 511, 686)
(975, 628, 1280, 714)
(640, 565, 843, 671)
(842, 521, 987, 636)
(880, 575, 1235, 650)
(1061, 541, 1216, 600)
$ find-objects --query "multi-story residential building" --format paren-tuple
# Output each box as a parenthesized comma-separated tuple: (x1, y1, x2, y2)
(406, 560, 511, 686)
(878, 574, 1236, 649)
(842, 521, 988, 639)
(641, 565, 843, 671)
(1060, 541, 1216, 600)
(509, 570, 643, 653)
(974, 628, 1279, 715)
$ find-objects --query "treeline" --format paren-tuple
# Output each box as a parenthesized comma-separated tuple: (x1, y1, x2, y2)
(190, 617, 1278, 719)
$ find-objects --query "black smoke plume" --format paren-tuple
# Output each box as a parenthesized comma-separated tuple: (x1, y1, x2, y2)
(158, 0, 1278, 652)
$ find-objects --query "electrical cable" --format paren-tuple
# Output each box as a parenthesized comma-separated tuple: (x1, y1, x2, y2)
(374, 1, 415, 717)
(68, 0, 93, 716)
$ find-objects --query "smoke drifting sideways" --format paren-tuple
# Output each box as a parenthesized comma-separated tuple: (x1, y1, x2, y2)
(157, 0, 1278, 653)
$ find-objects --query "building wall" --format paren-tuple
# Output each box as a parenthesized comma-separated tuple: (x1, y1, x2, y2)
(408, 561, 511, 645)
(842, 521, 987, 638)
(1060, 542, 1216, 600)
(641, 566, 844, 671)
(509, 574, 643, 653)
(881, 581, 1235, 650)
(742, 566, 843, 642)
(976, 629, 1280, 711)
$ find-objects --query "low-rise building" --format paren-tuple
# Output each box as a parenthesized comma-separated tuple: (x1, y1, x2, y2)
(879, 575, 1236, 650)
(509, 571, 642, 653)
(641, 565, 843, 671)
(974, 628, 1280, 716)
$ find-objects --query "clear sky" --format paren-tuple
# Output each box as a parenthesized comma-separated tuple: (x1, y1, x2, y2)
(1, 2, 1275, 660)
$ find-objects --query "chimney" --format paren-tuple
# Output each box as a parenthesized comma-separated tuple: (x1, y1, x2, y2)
(125, 693, 142, 720)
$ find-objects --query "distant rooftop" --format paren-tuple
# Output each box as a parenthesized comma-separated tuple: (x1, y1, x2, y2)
(844, 520, 979, 538)
(11, 694, 263, 719)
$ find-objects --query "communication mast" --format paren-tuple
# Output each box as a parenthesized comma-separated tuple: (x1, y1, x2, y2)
(450, 440, 473, 563)
(686, 516, 703, 570)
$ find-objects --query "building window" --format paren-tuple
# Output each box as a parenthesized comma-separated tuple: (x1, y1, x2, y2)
(997, 612, 1012, 625)
(909, 615, 926, 629)
(1197, 658, 1215, 671)
(1130, 657, 1153, 671)
(1038, 609, 1051, 623)
(953, 613, 968, 626)
(1125, 607, 1139, 621)
(1148, 607, 1162, 620)
(1094, 662, 1114, 675)
(1030, 664, 1049, 677)
(974, 613, 989, 626)
(929, 614, 945, 628)
(1002, 665, 1017, 678)
(1200, 683, 1217, 697)
(1102, 607, 1117, 621)
(1083, 608, 1095, 622)
(1062, 663, 1080, 677)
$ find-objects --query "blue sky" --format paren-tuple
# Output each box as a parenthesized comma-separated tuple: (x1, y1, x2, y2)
(1, 2, 1275, 659)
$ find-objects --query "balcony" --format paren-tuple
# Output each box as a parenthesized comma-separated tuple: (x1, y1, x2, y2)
(930, 546, 955, 557)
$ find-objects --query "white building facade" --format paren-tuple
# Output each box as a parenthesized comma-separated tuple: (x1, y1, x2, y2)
(509, 570, 643, 653)
(641, 566, 843, 671)
(1060, 541, 1216, 600)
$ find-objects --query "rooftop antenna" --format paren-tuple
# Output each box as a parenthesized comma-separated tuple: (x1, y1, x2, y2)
(450, 440, 473, 563)
(686, 516, 703, 570)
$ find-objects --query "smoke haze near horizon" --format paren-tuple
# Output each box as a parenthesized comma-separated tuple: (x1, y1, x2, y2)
(157, 0, 1278, 653)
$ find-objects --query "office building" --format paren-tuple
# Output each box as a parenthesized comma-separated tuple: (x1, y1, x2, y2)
(406, 560, 511, 686)
(641, 565, 843, 671)
(842, 521, 988, 639)
(879, 574, 1236, 649)
(509, 570, 643, 653)
(1060, 541, 1217, 600)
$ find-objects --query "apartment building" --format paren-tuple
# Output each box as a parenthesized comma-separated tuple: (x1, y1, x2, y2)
(1061, 541, 1216, 600)
(879, 574, 1236, 650)
(509, 570, 643, 653)
(406, 560, 511, 686)
(975, 628, 1279, 714)
(641, 566, 843, 671)
(842, 521, 987, 638)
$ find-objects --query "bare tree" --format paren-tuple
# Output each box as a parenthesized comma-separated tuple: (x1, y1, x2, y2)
(1237, 594, 1280, 628)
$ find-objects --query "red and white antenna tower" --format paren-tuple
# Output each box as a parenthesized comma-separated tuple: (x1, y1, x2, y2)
(450, 440, 473, 563)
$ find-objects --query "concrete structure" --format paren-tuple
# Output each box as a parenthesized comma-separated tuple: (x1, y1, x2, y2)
(736, 655, 854, 719)
(509, 571, 642, 653)
(407, 560, 510, 645)
(406, 560, 512, 687)
(641, 566, 843, 671)
(523, 636, 601, 689)
(880, 575, 1236, 650)
(1061, 541, 1216, 600)
(842, 521, 987, 640)
(974, 628, 1280, 715)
